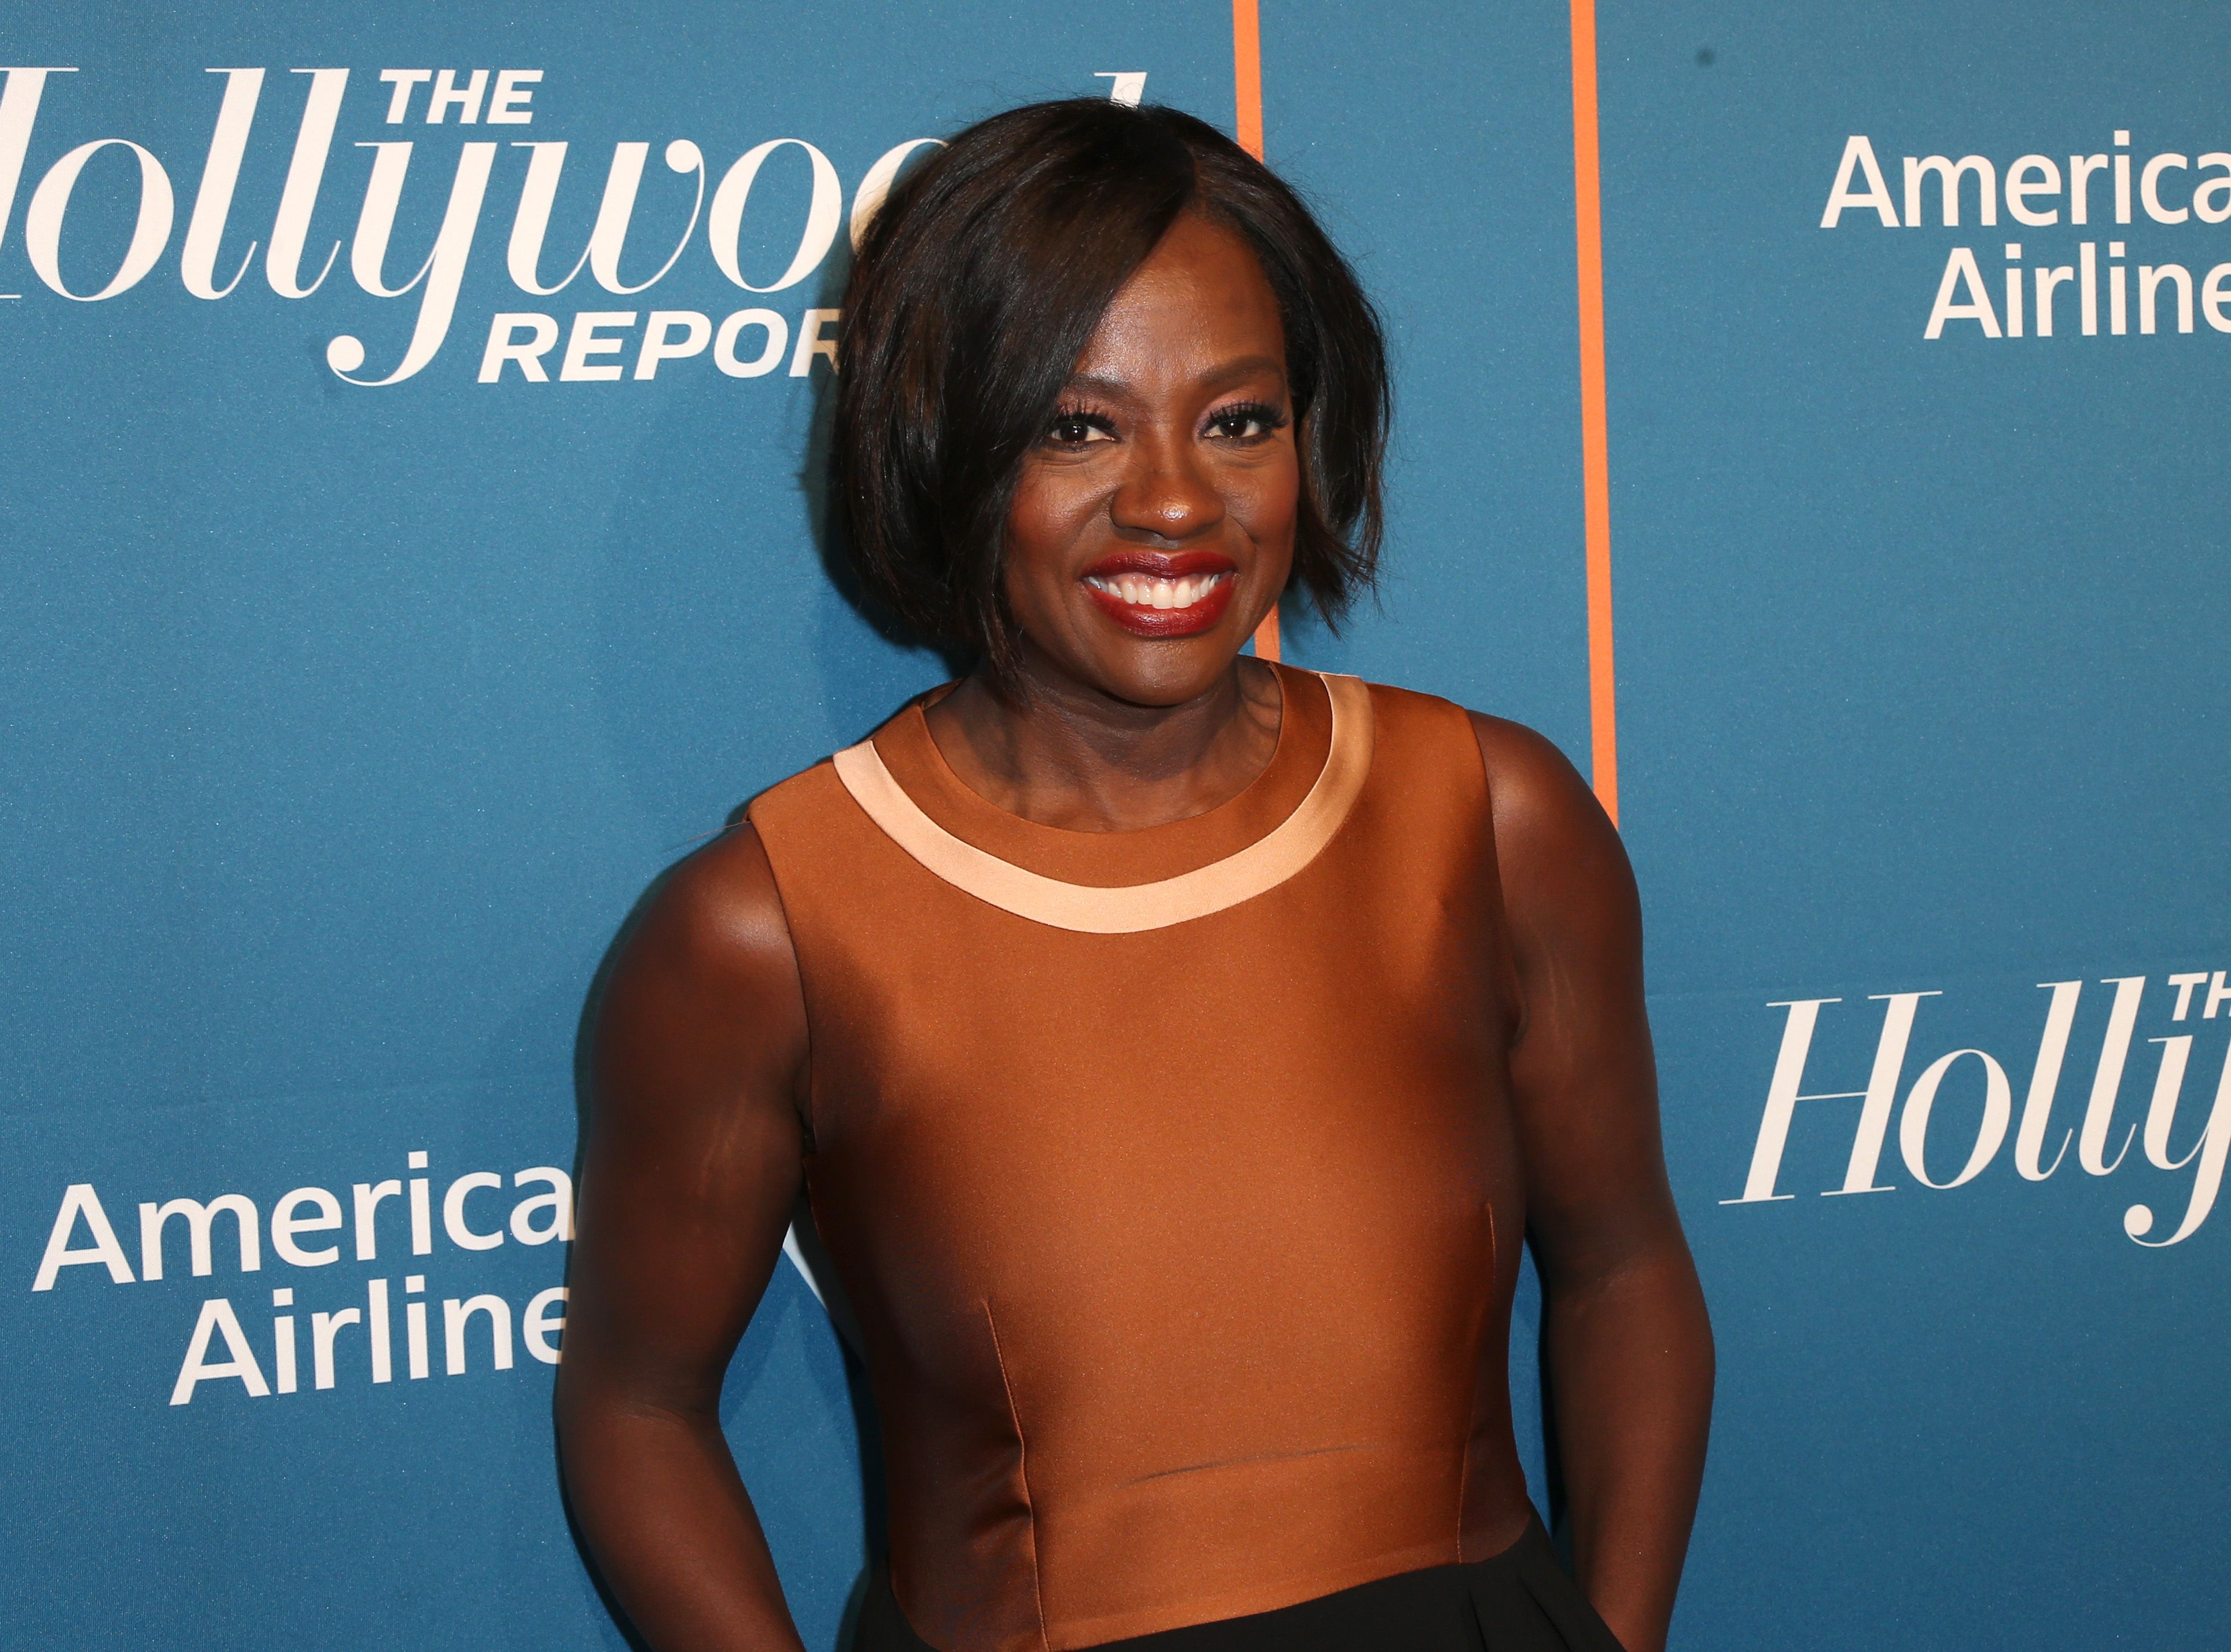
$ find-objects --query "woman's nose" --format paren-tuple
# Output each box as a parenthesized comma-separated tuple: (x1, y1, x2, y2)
(1109, 432, 1227, 544)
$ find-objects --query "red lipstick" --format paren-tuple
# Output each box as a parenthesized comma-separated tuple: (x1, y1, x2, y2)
(1079, 551, 1238, 639)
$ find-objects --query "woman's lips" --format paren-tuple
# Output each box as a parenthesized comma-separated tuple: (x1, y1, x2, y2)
(1080, 551, 1238, 639)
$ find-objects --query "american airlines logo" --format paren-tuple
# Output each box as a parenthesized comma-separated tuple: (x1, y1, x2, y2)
(1727, 971, 2231, 1247)
(29, 1147, 573, 1406)
(1820, 132, 2231, 341)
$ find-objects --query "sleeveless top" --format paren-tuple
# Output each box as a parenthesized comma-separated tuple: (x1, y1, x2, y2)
(747, 664, 1533, 1652)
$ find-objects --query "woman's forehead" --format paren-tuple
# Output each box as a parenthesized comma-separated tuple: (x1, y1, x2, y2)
(1073, 216, 1285, 382)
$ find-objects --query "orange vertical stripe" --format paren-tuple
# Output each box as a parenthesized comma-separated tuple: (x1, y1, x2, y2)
(1569, 0, 1618, 824)
(1251, 604, 1282, 661)
(1232, 0, 1265, 159)
(1232, 0, 1279, 662)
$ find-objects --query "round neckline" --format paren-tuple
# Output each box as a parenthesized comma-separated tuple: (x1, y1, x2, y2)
(831, 671, 1374, 930)
(866, 663, 1338, 889)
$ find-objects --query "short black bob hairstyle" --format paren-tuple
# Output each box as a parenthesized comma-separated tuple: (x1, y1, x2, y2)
(832, 98, 1389, 674)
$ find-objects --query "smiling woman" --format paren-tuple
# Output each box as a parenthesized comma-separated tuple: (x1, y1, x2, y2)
(833, 101, 1383, 693)
(556, 100, 1712, 1652)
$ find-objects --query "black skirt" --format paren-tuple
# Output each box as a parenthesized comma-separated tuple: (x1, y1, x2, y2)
(855, 1510, 1628, 1652)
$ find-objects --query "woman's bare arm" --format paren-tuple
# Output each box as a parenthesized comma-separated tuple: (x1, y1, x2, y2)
(557, 823, 813, 1651)
(1474, 714, 1714, 1652)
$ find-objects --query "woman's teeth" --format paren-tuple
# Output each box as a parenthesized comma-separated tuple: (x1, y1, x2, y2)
(1085, 572, 1227, 609)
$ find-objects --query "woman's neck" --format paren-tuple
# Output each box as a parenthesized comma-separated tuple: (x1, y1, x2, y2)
(923, 653, 1284, 833)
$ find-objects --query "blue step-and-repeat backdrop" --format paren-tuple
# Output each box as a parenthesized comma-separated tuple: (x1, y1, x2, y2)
(5, 2, 2225, 1647)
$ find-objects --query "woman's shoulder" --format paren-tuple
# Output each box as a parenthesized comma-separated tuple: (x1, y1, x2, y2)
(1343, 676, 1585, 796)
(1460, 709, 1599, 823)
(1342, 671, 1615, 851)
(1445, 702, 1634, 920)
(1339, 672, 1481, 750)
(742, 750, 846, 837)
(590, 819, 809, 1141)
(602, 817, 804, 1021)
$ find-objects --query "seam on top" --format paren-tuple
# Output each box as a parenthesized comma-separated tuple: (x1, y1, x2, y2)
(1458, 1200, 1499, 1561)
(1456, 1308, 1475, 1560)
(1456, 1410, 1474, 1564)
(982, 1300, 1050, 1652)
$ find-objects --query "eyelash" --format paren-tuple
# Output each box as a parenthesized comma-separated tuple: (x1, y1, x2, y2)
(1046, 407, 1117, 444)
(1043, 401, 1289, 446)
(1206, 400, 1288, 441)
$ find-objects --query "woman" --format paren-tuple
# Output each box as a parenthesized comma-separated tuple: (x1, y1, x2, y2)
(558, 100, 1711, 1652)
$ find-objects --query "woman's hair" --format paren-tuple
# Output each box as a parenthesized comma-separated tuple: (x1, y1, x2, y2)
(832, 98, 1389, 672)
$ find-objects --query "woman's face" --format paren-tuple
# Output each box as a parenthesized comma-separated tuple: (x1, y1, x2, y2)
(1002, 211, 1298, 707)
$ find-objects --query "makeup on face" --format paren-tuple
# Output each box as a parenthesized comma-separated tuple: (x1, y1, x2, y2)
(995, 214, 1298, 700)
(1079, 549, 1238, 638)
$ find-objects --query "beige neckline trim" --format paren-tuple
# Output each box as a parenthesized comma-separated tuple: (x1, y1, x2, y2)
(831, 672, 1374, 933)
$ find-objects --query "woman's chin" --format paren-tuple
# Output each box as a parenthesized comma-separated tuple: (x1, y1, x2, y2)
(1072, 631, 1260, 708)
(1007, 582, 1279, 707)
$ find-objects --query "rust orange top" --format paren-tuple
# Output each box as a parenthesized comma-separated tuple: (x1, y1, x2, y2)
(748, 663, 1534, 1652)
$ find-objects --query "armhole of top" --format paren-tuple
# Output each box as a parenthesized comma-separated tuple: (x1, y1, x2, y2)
(1461, 708, 1531, 1051)
(740, 794, 820, 1158)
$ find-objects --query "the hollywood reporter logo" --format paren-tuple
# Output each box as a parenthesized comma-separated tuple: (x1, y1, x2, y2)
(1730, 971, 2231, 1246)
(30, 1149, 575, 1406)
(0, 62, 947, 386)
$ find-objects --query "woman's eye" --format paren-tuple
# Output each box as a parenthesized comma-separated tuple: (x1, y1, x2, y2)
(1207, 404, 1283, 441)
(1048, 413, 1111, 445)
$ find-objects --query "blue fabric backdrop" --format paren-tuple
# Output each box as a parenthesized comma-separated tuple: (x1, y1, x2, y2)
(5, 3, 2225, 1646)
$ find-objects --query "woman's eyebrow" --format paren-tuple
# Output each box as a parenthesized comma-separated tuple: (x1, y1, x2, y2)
(1197, 354, 1286, 390)
(1062, 370, 1134, 400)
(1062, 355, 1287, 400)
